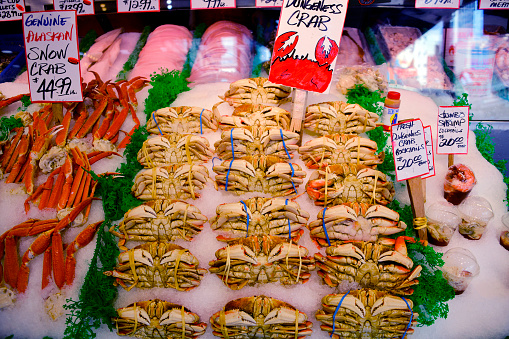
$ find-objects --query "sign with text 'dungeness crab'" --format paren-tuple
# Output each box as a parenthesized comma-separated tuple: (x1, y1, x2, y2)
(23, 11, 83, 102)
(268, 0, 348, 93)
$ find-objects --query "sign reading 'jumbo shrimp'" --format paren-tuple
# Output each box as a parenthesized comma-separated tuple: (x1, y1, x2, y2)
(268, 0, 348, 93)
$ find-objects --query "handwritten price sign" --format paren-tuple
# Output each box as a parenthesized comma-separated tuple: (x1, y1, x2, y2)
(268, 0, 348, 93)
(117, 0, 159, 12)
(22, 11, 83, 103)
(190, 0, 235, 9)
(391, 119, 429, 182)
(422, 125, 436, 179)
(436, 106, 469, 154)
(256, 0, 283, 7)
(54, 0, 94, 15)
(479, 0, 509, 9)
(0, 0, 25, 22)
(415, 0, 459, 9)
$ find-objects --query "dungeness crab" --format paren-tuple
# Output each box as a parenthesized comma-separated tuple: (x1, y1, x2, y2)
(214, 104, 292, 130)
(146, 106, 218, 135)
(209, 235, 315, 290)
(219, 77, 292, 107)
(210, 295, 313, 338)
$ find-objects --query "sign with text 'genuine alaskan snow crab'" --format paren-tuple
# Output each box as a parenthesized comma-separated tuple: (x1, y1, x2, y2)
(54, 0, 94, 15)
(117, 0, 159, 12)
(23, 11, 83, 102)
(391, 119, 429, 182)
(0, 0, 25, 22)
(268, 0, 348, 93)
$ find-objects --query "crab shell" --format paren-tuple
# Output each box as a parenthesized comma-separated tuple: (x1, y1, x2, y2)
(210, 295, 313, 338)
(308, 202, 406, 246)
(213, 156, 306, 196)
(304, 101, 379, 136)
(214, 127, 299, 161)
(104, 241, 206, 291)
(113, 299, 207, 338)
(132, 165, 210, 200)
(137, 134, 214, 167)
(209, 235, 315, 290)
(314, 236, 422, 295)
(146, 106, 218, 135)
(210, 197, 309, 241)
(214, 103, 292, 130)
(219, 77, 292, 107)
(316, 289, 418, 339)
(306, 164, 394, 206)
(298, 134, 384, 169)
(112, 199, 207, 245)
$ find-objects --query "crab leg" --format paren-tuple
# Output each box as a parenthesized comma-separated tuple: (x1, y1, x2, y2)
(68, 108, 89, 140)
(93, 106, 116, 140)
(57, 155, 74, 210)
(3, 236, 20, 288)
(55, 109, 72, 146)
(5, 134, 29, 184)
(65, 221, 102, 286)
(17, 229, 53, 293)
(41, 246, 52, 290)
(39, 167, 62, 210)
(1, 127, 23, 170)
(104, 106, 128, 141)
(0, 93, 28, 110)
(66, 148, 88, 208)
(75, 97, 108, 138)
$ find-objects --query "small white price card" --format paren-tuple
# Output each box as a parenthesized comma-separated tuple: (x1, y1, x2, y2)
(117, 0, 159, 13)
(415, 0, 459, 9)
(391, 119, 429, 182)
(190, 0, 235, 9)
(0, 0, 25, 22)
(422, 125, 436, 179)
(479, 0, 509, 9)
(437, 106, 469, 154)
(268, 0, 348, 93)
(54, 0, 94, 15)
(256, 0, 282, 7)
(23, 11, 83, 102)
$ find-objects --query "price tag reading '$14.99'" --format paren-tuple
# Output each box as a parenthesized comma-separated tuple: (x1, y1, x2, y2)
(391, 119, 429, 182)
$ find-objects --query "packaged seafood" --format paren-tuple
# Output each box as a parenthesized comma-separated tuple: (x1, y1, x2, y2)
(443, 164, 477, 205)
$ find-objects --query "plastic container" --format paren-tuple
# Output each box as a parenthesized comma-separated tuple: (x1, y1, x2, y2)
(443, 164, 477, 205)
(382, 91, 400, 125)
(457, 196, 494, 240)
(441, 247, 480, 294)
(426, 201, 462, 246)
(499, 212, 509, 250)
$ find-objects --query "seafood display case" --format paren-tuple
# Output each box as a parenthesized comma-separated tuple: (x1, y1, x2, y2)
(0, 1, 509, 339)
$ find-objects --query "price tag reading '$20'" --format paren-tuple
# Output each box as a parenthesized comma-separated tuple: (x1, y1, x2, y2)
(391, 119, 429, 182)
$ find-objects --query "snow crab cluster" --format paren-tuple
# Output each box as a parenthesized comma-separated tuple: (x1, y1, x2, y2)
(111, 199, 207, 247)
(209, 235, 315, 290)
(316, 289, 417, 338)
(306, 164, 394, 206)
(113, 299, 207, 338)
(104, 241, 206, 291)
(314, 236, 421, 295)
(304, 101, 379, 135)
(299, 134, 384, 169)
(210, 197, 309, 241)
(219, 77, 292, 107)
(210, 295, 313, 338)
(308, 203, 407, 246)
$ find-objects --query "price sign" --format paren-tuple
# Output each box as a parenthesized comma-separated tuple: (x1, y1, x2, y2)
(117, 0, 159, 12)
(422, 125, 436, 179)
(54, 0, 94, 15)
(479, 0, 509, 9)
(190, 0, 235, 9)
(256, 0, 282, 7)
(0, 0, 25, 22)
(23, 11, 83, 103)
(268, 0, 348, 93)
(415, 0, 459, 9)
(436, 106, 469, 154)
(391, 119, 429, 182)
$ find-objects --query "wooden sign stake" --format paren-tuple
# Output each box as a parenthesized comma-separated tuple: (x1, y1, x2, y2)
(290, 89, 307, 146)
(407, 176, 428, 241)
(448, 154, 454, 167)
(52, 102, 63, 123)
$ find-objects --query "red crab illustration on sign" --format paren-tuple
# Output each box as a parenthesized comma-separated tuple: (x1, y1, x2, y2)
(269, 33, 340, 93)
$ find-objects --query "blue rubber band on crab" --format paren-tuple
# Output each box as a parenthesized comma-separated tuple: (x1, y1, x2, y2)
(240, 200, 249, 237)
(331, 290, 350, 337)
(212, 157, 222, 168)
(225, 160, 234, 191)
(322, 207, 331, 246)
(398, 296, 413, 339)
(285, 199, 291, 240)
(280, 129, 292, 160)
(288, 163, 297, 195)
(152, 112, 164, 136)
(199, 108, 204, 135)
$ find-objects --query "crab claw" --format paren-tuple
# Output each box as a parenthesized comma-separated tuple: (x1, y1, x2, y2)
(265, 307, 305, 324)
(224, 310, 257, 326)
(118, 248, 154, 267)
(117, 305, 151, 326)
(17, 229, 53, 293)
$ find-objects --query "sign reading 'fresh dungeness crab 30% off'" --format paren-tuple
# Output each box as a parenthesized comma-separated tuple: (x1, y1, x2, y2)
(391, 119, 429, 182)
(22, 10, 83, 103)
(269, 0, 348, 93)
